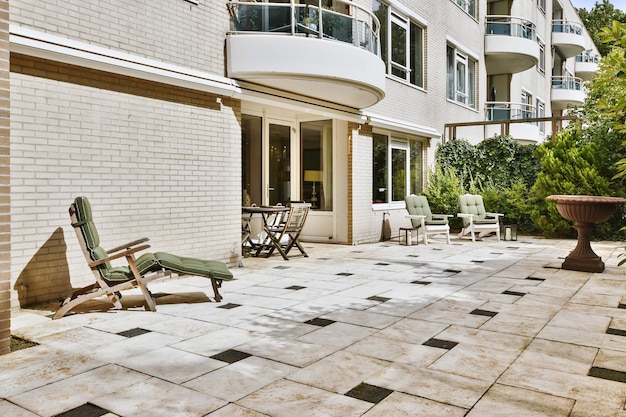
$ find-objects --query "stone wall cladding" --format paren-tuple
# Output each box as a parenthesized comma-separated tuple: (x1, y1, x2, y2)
(10, 54, 241, 308)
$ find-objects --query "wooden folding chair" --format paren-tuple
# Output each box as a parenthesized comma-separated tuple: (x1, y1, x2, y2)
(265, 202, 311, 260)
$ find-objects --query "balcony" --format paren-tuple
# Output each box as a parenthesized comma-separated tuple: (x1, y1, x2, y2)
(226, 0, 385, 109)
(575, 53, 600, 81)
(485, 101, 541, 142)
(551, 76, 585, 109)
(552, 20, 585, 58)
(485, 16, 539, 75)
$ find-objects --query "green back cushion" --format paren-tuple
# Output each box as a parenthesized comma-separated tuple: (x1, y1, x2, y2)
(74, 196, 159, 282)
(459, 194, 495, 226)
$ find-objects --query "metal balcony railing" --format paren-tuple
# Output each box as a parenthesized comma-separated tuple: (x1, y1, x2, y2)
(552, 20, 583, 35)
(227, 0, 380, 55)
(486, 15, 536, 41)
(485, 101, 536, 122)
(576, 53, 600, 63)
(552, 76, 583, 91)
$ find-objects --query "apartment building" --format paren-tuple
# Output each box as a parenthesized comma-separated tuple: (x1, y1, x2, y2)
(0, 0, 598, 343)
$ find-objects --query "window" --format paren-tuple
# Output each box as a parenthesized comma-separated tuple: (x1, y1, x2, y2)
(537, 0, 546, 14)
(373, 0, 424, 88)
(453, 0, 476, 18)
(447, 45, 476, 108)
(537, 41, 545, 74)
(537, 100, 545, 133)
(520, 91, 533, 119)
(301, 120, 333, 211)
(373, 133, 423, 204)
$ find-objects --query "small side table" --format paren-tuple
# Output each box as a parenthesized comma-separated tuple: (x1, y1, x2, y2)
(399, 227, 416, 246)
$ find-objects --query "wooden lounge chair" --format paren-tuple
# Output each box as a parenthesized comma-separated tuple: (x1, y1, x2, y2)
(54, 196, 233, 319)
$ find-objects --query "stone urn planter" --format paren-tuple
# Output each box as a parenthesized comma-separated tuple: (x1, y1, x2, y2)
(547, 195, 626, 273)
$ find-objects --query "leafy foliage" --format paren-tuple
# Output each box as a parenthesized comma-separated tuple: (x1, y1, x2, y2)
(578, 0, 626, 56)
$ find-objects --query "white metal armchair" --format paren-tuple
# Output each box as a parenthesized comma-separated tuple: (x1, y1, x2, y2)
(405, 195, 451, 244)
(458, 193, 503, 242)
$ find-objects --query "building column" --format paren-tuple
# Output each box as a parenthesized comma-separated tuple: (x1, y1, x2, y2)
(0, 0, 10, 355)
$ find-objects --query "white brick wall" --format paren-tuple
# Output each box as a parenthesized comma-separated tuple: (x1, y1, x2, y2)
(10, 57, 241, 308)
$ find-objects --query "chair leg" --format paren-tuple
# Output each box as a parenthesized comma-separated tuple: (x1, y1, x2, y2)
(126, 255, 157, 312)
(210, 278, 223, 302)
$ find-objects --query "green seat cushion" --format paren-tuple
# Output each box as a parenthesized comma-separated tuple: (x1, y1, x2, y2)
(425, 219, 448, 226)
(101, 252, 161, 283)
(154, 252, 234, 280)
(473, 219, 498, 224)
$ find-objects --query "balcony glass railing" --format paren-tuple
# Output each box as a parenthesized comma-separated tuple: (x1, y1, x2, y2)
(576, 53, 601, 63)
(552, 20, 583, 35)
(486, 15, 536, 41)
(227, 0, 380, 55)
(552, 76, 583, 91)
(485, 101, 536, 122)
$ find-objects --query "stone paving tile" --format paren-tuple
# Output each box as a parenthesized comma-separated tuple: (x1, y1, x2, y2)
(5, 238, 626, 416)
(287, 350, 390, 394)
(94, 376, 226, 417)
(237, 379, 373, 417)
(465, 384, 574, 417)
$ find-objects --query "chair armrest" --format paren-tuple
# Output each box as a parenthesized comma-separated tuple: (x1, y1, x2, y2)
(107, 238, 150, 254)
(89, 244, 151, 268)
(485, 212, 504, 218)
(457, 213, 474, 225)
(406, 215, 426, 227)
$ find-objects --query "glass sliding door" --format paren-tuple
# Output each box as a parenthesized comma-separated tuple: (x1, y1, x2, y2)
(242, 115, 263, 206)
(268, 123, 292, 206)
(301, 120, 332, 211)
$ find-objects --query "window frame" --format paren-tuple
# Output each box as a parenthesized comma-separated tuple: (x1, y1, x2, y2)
(452, 0, 476, 19)
(447, 45, 476, 108)
(374, 0, 425, 88)
(372, 132, 424, 206)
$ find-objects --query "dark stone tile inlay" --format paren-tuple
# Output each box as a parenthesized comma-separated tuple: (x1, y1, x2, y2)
(305, 318, 336, 327)
(286, 285, 306, 290)
(607, 328, 626, 337)
(376, 262, 390, 266)
(618, 303, 626, 309)
(367, 295, 391, 303)
(470, 309, 498, 317)
(502, 290, 526, 297)
(411, 280, 432, 285)
(274, 265, 290, 270)
(336, 272, 353, 276)
(218, 303, 241, 309)
(444, 269, 461, 274)
(117, 328, 151, 338)
(526, 276, 545, 281)
(344, 383, 393, 404)
(588, 366, 626, 384)
(210, 349, 251, 364)
(54, 403, 109, 417)
(422, 338, 458, 350)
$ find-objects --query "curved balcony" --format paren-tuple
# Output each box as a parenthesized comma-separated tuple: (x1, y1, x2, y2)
(485, 101, 541, 142)
(552, 20, 585, 58)
(485, 16, 539, 75)
(575, 53, 600, 81)
(551, 76, 585, 109)
(226, 0, 385, 109)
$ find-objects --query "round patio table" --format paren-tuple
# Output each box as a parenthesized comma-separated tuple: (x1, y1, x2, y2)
(547, 195, 626, 273)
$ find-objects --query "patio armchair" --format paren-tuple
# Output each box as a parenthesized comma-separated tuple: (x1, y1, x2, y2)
(404, 194, 451, 244)
(458, 193, 503, 242)
(55, 196, 233, 319)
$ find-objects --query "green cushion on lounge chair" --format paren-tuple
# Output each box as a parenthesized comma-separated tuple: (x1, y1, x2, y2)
(154, 252, 234, 280)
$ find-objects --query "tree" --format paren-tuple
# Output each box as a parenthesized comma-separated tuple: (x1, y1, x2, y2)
(578, 0, 626, 56)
